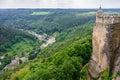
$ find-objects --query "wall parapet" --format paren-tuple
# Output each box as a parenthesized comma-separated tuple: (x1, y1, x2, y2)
(96, 13, 120, 24)
(102, 14, 120, 18)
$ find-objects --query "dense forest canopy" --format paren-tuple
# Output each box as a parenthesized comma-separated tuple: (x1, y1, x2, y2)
(0, 25, 40, 70)
(0, 9, 97, 34)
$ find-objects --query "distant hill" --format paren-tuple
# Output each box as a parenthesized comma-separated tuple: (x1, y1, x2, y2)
(0, 25, 39, 52)
(0, 9, 96, 34)
(0, 9, 119, 35)
(0, 25, 34, 45)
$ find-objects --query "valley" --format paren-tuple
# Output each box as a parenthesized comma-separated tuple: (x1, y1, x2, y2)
(0, 9, 120, 80)
(27, 30, 56, 48)
(0, 30, 56, 74)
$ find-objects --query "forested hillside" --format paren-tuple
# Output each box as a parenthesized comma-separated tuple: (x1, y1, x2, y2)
(0, 9, 119, 80)
(0, 23, 93, 80)
(0, 25, 40, 70)
(3, 22, 93, 80)
(0, 25, 37, 47)
(0, 9, 96, 34)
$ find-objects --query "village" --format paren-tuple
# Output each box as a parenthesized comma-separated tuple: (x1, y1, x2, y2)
(0, 31, 56, 73)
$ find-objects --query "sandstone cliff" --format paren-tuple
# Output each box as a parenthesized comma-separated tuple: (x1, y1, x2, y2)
(88, 8, 120, 80)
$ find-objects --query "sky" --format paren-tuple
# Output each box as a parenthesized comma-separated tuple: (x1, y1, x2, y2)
(0, 0, 120, 9)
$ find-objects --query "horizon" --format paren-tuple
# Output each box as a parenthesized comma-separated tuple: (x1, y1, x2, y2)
(0, 0, 120, 9)
(0, 8, 120, 9)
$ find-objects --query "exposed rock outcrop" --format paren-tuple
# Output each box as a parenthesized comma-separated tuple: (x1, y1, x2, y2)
(88, 7, 120, 79)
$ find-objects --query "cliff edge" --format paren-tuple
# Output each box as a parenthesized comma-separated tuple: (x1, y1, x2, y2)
(88, 7, 120, 80)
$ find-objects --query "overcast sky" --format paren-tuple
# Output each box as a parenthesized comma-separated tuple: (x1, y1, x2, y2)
(0, 0, 120, 9)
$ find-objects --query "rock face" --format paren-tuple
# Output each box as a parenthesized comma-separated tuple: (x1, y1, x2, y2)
(88, 8, 120, 79)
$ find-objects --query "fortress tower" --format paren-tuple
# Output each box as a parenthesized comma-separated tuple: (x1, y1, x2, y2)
(88, 6, 120, 79)
(96, 5, 103, 18)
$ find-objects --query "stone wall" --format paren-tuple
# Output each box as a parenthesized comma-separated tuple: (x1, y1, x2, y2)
(96, 14, 120, 24)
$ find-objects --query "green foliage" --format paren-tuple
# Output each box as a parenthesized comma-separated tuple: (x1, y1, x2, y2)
(0, 25, 37, 52)
(0, 38, 40, 70)
(80, 64, 89, 80)
(0, 25, 40, 70)
(101, 70, 109, 80)
(117, 70, 120, 76)
(101, 70, 115, 80)
(11, 21, 92, 80)
(8, 35, 92, 80)
(0, 9, 96, 34)
(0, 9, 96, 80)
(0, 63, 27, 80)
(38, 22, 93, 60)
(10, 66, 29, 80)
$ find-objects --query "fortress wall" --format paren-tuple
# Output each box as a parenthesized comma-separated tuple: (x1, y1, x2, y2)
(88, 13, 120, 79)
(96, 15, 120, 24)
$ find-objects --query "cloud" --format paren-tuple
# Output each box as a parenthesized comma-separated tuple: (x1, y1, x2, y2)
(0, 0, 119, 8)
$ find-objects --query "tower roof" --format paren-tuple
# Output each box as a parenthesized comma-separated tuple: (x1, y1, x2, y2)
(99, 5, 102, 10)
(98, 5, 103, 12)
